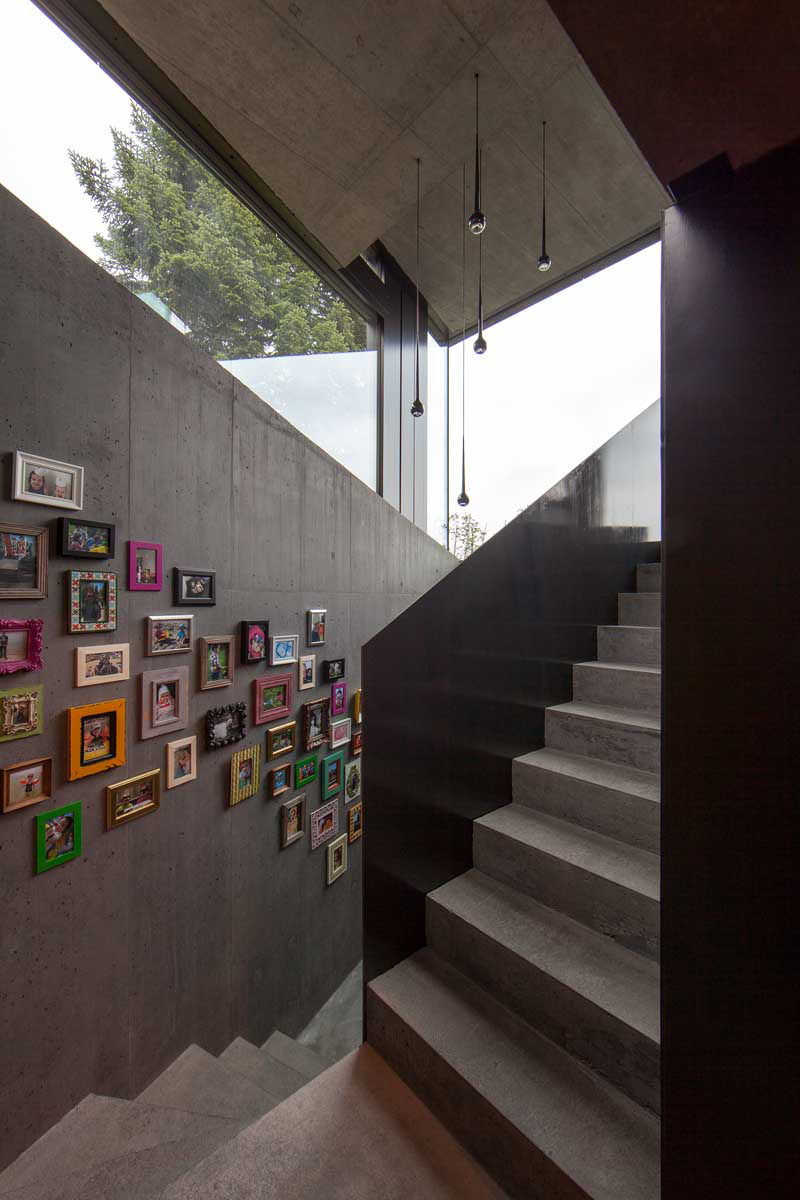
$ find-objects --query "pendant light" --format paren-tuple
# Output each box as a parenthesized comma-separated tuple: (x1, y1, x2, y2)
(468, 74, 486, 235)
(537, 120, 552, 272)
(473, 174, 487, 355)
(457, 162, 470, 507)
(411, 157, 424, 417)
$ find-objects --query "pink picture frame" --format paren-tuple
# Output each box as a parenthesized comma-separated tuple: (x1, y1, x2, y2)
(0, 618, 44, 675)
(128, 541, 163, 591)
(253, 671, 293, 725)
(330, 680, 347, 716)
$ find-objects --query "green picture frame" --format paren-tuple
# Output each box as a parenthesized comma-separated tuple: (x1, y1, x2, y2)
(35, 801, 82, 874)
(320, 749, 345, 801)
(294, 753, 318, 789)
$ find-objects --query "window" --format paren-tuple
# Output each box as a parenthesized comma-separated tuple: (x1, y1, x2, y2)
(426, 334, 448, 546)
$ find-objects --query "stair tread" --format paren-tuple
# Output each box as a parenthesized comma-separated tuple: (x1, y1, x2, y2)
(476, 804, 660, 900)
(548, 700, 661, 732)
(219, 1036, 307, 1102)
(599, 624, 659, 633)
(136, 1044, 277, 1119)
(576, 660, 661, 676)
(260, 1030, 334, 1080)
(369, 948, 659, 1200)
(515, 747, 660, 803)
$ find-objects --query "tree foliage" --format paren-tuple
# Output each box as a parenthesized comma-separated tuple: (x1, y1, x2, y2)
(449, 512, 487, 560)
(70, 104, 366, 359)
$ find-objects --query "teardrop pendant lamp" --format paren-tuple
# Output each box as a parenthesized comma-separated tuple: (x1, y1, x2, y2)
(537, 120, 552, 272)
(473, 171, 487, 356)
(457, 162, 470, 507)
(468, 73, 486, 236)
(411, 156, 424, 417)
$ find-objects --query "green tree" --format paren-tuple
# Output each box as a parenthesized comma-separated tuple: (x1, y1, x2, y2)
(449, 512, 487, 560)
(70, 104, 365, 359)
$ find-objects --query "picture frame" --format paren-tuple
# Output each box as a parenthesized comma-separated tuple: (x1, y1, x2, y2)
(345, 758, 362, 804)
(67, 570, 117, 633)
(310, 798, 338, 850)
(307, 608, 326, 646)
(322, 658, 345, 683)
(200, 635, 235, 690)
(36, 802, 82, 873)
(206, 701, 247, 750)
(106, 769, 160, 829)
(298, 653, 316, 691)
(0, 618, 44, 675)
(269, 634, 299, 666)
(327, 833, 348, 883)
(253, 672, 292, 724)
(173, 567, 216, 605)
(2, 755, 52, 813)
(348, 801, 363, 843)
(330, 717, 352, 749)
(166, 735, 197, 788)
(320, 749, 345, 800)
(281, 794, 306, 847)
(330, 680, 347, 716)
(0, 684, 43, 743)
(302, 697, 330, 750)
(58, 517, 115, 559)
(146, 614, 194, 656)
(294, 753, 318, 789)
(241, 620, 269, 665)
(352, 688, 362, 725)
(141, 666, 189, 739)
(266, 719, 297, 761)
(75, 642, 130, 688)
(128, 540, 163, 590)
(0, 523, 49, 600)
(267, 763, 292, 798)
(352, 728, 363, 756)
(13, 451, 84, 511)
(67, 697, 126, 779)
(229, 743, 261, 806)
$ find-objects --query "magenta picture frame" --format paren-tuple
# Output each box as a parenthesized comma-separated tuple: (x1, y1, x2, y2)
(0, 618, 44, 675)
(330, 680, 347, 716)
(128, 541, 163, 591)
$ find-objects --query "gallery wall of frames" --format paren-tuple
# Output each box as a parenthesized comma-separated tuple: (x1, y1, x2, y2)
(0, 182, 455, 1171)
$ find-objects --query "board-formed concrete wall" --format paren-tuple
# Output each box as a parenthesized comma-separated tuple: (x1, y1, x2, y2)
(0, 183, 455, 1168)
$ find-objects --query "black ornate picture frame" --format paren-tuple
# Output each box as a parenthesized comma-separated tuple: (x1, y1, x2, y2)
(205, 701, 247, 750)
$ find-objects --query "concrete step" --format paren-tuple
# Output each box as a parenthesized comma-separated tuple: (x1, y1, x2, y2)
(597, 624, 660, 666)
(219, 1036, 308, 1102)
(367, 948, 659, 1200)
(573, 661, 660, 714)
(162, 1044, 507, 1200)
(474, 804, 660, 960)
(136, 1043, 278, 1119)
(546, 702, 660, 773)
(636, 563, 661, 593)
(261, 1029, 334, 1080)
(427, 869, 660, 1113)
(618, 593, 661, 627)
(513, 747, 660, 853)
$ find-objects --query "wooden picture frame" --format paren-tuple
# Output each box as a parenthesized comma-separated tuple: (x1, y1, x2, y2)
(206, 701, 247, 750)
(0, 618, 44, 676)
(266, 720, 297, 761)
(302, 697, 330, 751)
(36, 802, 82, 873)
(58, 517, 115, 559)
(298, 653, 316, 691)
(253, 672, 292, 725)
(146, 614, 194, 656)
(294, 753, 318, 789)
(307, 608, 326, 646)
(67, 570, 117, 633)
(13, 451, 84, 511)
(141, 666, 189, 739)
(200, 635, 235, 689)
(240, 620, 269, 665)
(281, 795, 306, 847)
(267, 763, 292, 798)
(229, 744, 261, 806)
(128, 540, 163, 590)
(348, 801, 363, 843)
(2, 755, 52, 813)
(320, 750, 345, 800)
(345, 758, 362, 804)
(173, 567, 216, 605)
(327, 832, 348, 882)
(0, 523, 48, 600)
(75, 642, 130, 687)
(166, 735, 197, 788)
(0, 684, 43, 743)
(322, 658, 345, 682)
(67, 697, 126, 780)
(310, 798, 338, 850)
(106, 769, 160, 829)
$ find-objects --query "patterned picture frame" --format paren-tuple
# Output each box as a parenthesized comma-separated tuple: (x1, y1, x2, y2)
(67, 570, 117, 633)
(310, 798, 339, 850)
(348, 801, 363, 844)
(229, 743, 262, 806)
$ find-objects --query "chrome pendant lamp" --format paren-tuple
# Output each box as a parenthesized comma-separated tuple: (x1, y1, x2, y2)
(411, 157, 424, 417)
(457, 163, 470, 507)
(473, 185, 487, 355)
(537, 120, 552, 273)
(468, 74, 486, 236)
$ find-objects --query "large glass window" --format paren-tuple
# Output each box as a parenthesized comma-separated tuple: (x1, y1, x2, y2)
(0, 0, 378, 489)
(426, 334, 448, 547)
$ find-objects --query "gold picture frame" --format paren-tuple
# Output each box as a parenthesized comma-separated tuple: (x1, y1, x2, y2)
(106, 769, 160, 829)
(266, 720, 296, 760)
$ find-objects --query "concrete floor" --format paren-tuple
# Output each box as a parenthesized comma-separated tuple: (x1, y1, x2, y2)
(297, 961, 363, 1064)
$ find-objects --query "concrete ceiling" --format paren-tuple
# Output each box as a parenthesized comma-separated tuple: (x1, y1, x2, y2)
(94, 0, 669, 334)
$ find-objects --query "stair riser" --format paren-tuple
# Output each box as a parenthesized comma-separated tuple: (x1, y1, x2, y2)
(546, 710, 660, 773)
(597, 626, 660, 666)
(473, 823, 660, 960)
(427, 898, 660, 1114)
(512, 759, 660, 853)
(618, 594, 661, 627)
(637, 563, 661, 593)
(573, 664, 660, 714)
(366, 986, 590, 1200)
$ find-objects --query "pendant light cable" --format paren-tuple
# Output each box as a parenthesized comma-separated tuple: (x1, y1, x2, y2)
(474, 154, 487, 355)
(468, 74, 486, 235)
(458, 161, 469, 507)
(538, 120, 552, 272)
(411, 157, 424, 417)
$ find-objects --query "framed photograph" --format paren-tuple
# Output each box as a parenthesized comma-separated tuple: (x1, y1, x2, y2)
(230, 744, 261, 806)
(0, 523, 48, 600)
(200, 635, 235, 690)
(353, 688, 362, 725)
(307, 609, 326, 646)
(141, 666, 189, 739)
(281, 795, 306, 847)
(268, 763, 292, 798)
(75, 642, 130, 688)
(352, 728, 363, 756)
(310, 798, 338, 850)
(348, 801, 363, 843)
(322, 658, 345, 683)
(270, 634, 298, 666)
(2, 756, 52, 813)
(320, 749, 345, 800)
(240, 620, 269, 665)
(327, 833, 348, 883)
(254, 672, 292, 724)
(206, 701, 247, 750)
(68, 697, 126, 779)
(173, 568, 216, 605)
(35, 802, 82, 873)
(67, 570, 117, 634)
(345, 758, 362, 804)
(330, 681, 347, 716)
(302, 697, 330, 750)
(0, 685, 43, 743)
(58, 517, 114, 559)
(294, 753, 317, 789)
(13, 451, 84, 511)
(106, 769, 160, 829)
(266, 719, 297, 761)
(0, 618, 44, 676)
(298, 654, 316, 691)
(330, 717, 352, 749)
(146, 614, 193, 656)
(128, 540, 163, 590)
(166, 735, 197, 788)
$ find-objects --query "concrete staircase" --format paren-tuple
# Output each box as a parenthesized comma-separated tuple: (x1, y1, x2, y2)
(367, 558, 662, 1200)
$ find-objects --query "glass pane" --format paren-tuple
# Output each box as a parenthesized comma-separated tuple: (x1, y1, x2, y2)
(426, 334, 448, 546)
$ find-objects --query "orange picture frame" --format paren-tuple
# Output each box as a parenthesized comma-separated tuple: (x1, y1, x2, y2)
(67, 696, 126, 780)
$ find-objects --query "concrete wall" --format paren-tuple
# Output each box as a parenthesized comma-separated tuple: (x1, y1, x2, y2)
(0, 183, 455, 1168)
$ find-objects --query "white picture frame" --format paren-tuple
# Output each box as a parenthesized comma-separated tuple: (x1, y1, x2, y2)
(307, 608, 327, 646)
(330, 717, 352, 748)
(13, 451, 84, 510)
(298, 653, 316, 690)
(270, 633, 299, 666)
(75, 642, 131, 687)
